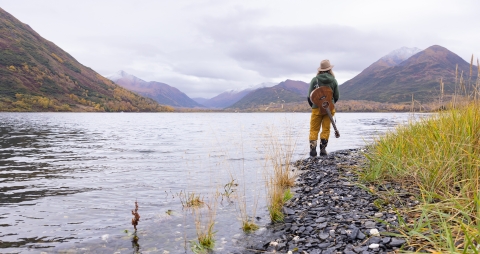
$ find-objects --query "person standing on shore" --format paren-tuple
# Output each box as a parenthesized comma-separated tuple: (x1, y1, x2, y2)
(307, 60, 339, 156)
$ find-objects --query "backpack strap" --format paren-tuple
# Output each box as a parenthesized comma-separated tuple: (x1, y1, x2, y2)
(314, 78, 320, 89)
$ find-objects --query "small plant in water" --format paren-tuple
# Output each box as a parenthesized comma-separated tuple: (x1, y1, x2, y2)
(131, 200, 140, 230)
(242, 220, 259, 233)
(222, 178, 238, 200)
(191, 193, 218, 253)
(131, 200, 141, 253)
(268, 183, 285, 223)
(179, 191, 204, 208)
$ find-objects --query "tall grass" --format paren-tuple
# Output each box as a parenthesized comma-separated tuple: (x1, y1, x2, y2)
(262, 122, 298, 223)
(191, 193, 219, 253)
(235, 129, 260, 233)
(363, 56, 480, 252)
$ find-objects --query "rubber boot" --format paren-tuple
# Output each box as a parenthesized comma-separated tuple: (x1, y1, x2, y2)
(309, 140, 317, 157)
(320, 139, 328, 156)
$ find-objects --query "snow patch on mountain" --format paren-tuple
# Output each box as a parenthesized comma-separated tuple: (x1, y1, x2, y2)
(226, 82, 277, 94)
(381, 47, 422, 65)
(105, 70, 130, 82)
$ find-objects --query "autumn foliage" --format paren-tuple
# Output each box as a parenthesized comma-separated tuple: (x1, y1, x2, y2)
(0, 7, 173, 112)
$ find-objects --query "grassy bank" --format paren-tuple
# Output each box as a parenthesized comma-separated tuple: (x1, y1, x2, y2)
(363, 101, 480, 252)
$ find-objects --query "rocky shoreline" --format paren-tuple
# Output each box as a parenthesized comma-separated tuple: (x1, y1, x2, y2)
(245, 148, 415, 254)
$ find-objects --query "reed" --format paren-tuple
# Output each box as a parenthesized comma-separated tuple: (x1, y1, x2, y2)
(237, 179, 260, 233)
(191, 193, 219, 253)
(262, 121, 298, 223)
(362, 56, 480, 252)
(179, 191, 204, 208)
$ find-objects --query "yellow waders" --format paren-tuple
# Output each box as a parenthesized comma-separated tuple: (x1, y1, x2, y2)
(309, 108, 335, 141)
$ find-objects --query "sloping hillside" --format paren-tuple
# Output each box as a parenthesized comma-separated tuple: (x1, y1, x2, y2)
(340, 45, 478, 103)
(228, 80, 309, 109)
(199, 82, 276, 108)
(0, 8, 171, 112)
(107, 71, 203, 108)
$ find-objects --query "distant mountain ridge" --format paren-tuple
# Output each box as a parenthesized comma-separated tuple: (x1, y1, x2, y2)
(107, 71, 203, 108)
(0, 8, 168, 112)
(200, 82, 276, 108)
(340, 45, 478, 103)
(228, 79, 309, 109)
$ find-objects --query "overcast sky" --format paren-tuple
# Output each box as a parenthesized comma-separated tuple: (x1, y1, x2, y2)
(1, 0, 479, 98)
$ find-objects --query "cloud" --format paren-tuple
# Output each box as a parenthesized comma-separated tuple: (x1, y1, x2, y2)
(2, 0, 480, 98)
(197, 9, 406, 79)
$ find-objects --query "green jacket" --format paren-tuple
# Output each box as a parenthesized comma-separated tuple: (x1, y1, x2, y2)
(307, 73, 339, 109)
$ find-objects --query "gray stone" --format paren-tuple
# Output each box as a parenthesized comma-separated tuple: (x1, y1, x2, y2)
(323, 248, 336, 254)
(368, 236, 381, 244)
(364, 221, 376, 228)
(318, 233, 329, 240)
(357, 231, 366, 240)
(315, 217, 326, 223)
(277, 243, 287, 251)
(317, 242, 331, 248)
(347, 227, 359, 240)
(317, 222, 328, 229)
(382, 237, 391, 244)
(389, 238, 406, 247)
(283, 207, 295, 215)
(353, 246, 368, 253)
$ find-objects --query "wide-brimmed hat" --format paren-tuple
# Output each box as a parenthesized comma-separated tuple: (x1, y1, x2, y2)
(317, 59, 334, 71)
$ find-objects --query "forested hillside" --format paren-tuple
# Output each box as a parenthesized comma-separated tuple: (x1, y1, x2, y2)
(0, 8, 172, 112)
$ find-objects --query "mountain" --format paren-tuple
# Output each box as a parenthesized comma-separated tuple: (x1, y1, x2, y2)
(107, 71, 203, 108)
(228, 79, 309, 109)
(0, 8, 170, 112)
(201, 82, 276, 108)
(340, 45, 478, 103)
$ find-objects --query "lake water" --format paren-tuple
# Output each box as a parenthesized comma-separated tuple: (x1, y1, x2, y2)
(0, 112, 422, 253)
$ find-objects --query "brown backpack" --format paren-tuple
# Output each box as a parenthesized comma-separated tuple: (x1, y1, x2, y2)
(310, 85, 334, 115)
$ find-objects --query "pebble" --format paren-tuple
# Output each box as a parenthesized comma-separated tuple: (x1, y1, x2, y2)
(389, 238, 406, 247)
(369, 228, 380, 236)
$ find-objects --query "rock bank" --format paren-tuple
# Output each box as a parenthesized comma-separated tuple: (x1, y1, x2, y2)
(247, 149, 412, 254)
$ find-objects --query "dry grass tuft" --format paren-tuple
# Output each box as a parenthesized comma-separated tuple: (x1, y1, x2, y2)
(191, 193, 219, 253)
(262, 121, 298, 223)
(179, 191, 204, 208)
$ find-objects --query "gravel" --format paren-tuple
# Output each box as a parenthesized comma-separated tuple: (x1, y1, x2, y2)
(244, 148, 412, 254)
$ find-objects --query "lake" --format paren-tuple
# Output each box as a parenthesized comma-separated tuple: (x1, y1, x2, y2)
(0, 112, 422, 253)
